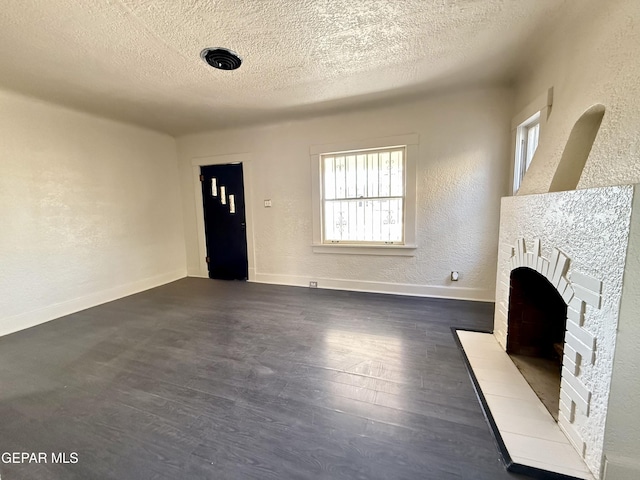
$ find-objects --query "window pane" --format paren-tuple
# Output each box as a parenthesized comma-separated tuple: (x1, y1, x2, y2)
(390, 150, 403, 196)
(356, 154, 367, 198)
(390, 198, 403, 242)
(323, 157, 336, 200)
(374, 198, 403, 242)
(379, 151, 390, 197)
(335, 156, 346, 199)
(513, 112, 540, 194)
(347, 200, 357, 239)
(525, 123, 540, 170)
(356, 197, 365, 240)
(324, 200, 336, 239)
(368, 153, 379, 198)
(346, 155, 357, 198)
(321, 147, 405, 244)
(324, 199, 403, 242)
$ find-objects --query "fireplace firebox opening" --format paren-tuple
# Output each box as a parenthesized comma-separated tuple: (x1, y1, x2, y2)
(507, 267, 568, 420)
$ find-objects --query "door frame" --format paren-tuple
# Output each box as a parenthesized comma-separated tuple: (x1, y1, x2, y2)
(191, 153, 256, 280)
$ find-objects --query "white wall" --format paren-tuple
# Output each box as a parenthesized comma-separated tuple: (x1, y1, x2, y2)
(515, 0, 640, 195)
(177, 87, 512, 301)
(0, 89, 187, 337)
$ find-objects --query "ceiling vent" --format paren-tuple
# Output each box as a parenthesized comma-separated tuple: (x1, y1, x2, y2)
(200, 48, 242, 70)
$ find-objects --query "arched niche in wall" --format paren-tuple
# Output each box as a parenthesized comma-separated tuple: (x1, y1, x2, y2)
(549, 104, 605, 193)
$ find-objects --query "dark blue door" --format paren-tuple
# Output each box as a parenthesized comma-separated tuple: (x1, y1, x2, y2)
(200, 163, 248, 280)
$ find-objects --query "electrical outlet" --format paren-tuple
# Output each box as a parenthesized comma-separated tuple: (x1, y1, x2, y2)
(451, 271, 459, 281)
(264, 199, 272, 207)
(309, 281, 318, 288)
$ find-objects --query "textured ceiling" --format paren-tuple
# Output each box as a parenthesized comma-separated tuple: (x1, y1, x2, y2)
(0, 0, 568, 135)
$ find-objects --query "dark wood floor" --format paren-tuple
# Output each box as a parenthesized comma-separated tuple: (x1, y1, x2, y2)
(0, 278, 527, 479)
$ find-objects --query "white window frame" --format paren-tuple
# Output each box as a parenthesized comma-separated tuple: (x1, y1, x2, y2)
(510, 87, 553, 195)
(320, 145, 406, 245)
(513, 111, 540, 194)
(310, 134, 418, 256)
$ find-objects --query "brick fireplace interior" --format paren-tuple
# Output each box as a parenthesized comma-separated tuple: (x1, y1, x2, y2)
(507, 266, 568, 420)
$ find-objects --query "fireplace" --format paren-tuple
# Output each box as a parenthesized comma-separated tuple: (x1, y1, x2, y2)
(507, 267, 567, 419)
(507, 267, 567, 358)
(493, 184, 638, 479)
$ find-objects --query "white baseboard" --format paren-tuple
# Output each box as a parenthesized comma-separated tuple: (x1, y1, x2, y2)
(0, 269, 187, 338)
(603, 455, 640, 480)
(252, 273, 493, 302)
(188, 273, 210, 279)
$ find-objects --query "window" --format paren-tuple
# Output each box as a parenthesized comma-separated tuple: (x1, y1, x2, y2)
(310, 134, 418, 256)
(513, 111, 540, 193)
(321, 146, 405, 244)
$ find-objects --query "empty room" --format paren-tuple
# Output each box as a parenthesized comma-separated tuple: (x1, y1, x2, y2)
(1, 1, 639, 479)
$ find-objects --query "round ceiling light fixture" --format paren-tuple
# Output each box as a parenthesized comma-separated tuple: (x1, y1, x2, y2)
(200, 47, 242, 70)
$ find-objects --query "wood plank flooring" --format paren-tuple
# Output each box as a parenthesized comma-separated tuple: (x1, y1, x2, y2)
(0, 278, 527, 479)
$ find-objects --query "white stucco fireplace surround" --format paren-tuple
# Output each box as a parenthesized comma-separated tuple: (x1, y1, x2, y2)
(492, 183, 640, 479)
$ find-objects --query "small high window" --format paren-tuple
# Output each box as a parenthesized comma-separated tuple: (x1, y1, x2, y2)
(513, 111, 540, 193)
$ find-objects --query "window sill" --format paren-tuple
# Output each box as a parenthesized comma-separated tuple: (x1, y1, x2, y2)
(312, 244, 417, 256)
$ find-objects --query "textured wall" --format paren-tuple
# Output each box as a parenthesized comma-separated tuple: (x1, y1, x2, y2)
(0, 89, 187, 336)
(495, 186, 635, 477)
(514, 0, 640, 194)
(603, 189, 640, 479)
(178, 87, 512, 301)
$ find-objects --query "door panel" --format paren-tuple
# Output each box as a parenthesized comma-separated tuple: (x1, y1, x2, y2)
(201, 163, 248, 280)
